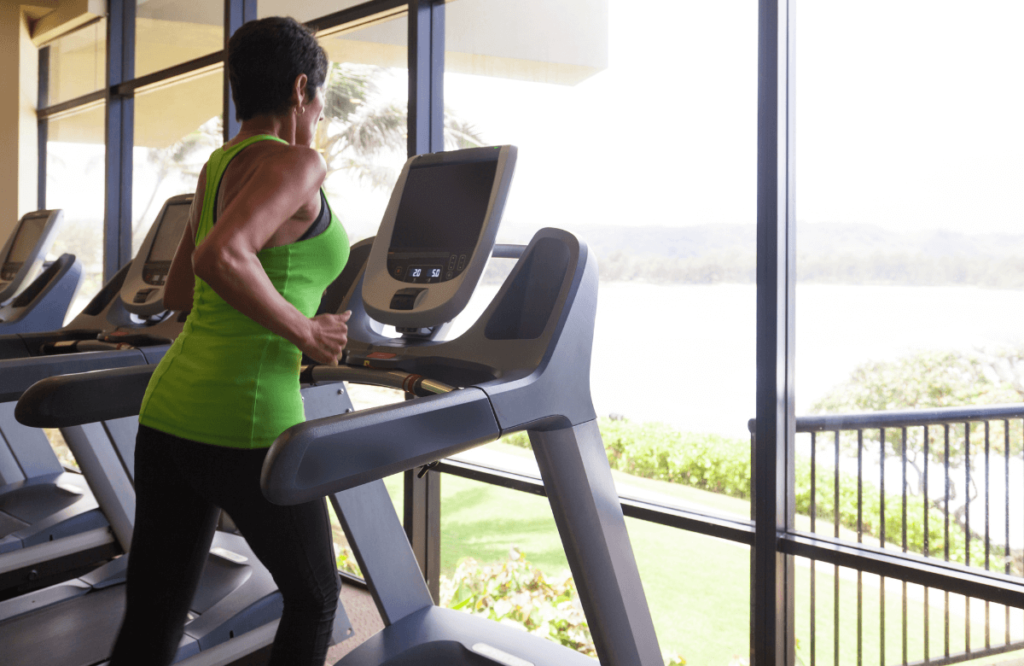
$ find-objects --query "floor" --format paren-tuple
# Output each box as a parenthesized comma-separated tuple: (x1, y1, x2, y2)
(324, 583, 386, 665)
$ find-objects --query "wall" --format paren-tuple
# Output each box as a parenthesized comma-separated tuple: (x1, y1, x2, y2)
(0, 1, 39, 241)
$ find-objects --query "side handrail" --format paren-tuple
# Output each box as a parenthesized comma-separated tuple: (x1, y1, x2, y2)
(748, 403, 1024, 434)
(15, 364, 157, 427)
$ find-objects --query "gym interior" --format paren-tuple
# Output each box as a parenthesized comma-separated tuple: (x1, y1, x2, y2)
(1, 1, 1023, 665)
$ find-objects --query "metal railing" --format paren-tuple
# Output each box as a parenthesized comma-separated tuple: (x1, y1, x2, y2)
(781, 405, 1024, 666)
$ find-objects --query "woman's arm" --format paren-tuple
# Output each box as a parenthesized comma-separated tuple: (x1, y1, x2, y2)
(191, 145, 350, 365)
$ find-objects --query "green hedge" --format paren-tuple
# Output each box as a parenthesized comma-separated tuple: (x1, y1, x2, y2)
(503, 419, 751, 500)
(503, 418, 981, 569)
(794, 460, 968, 564)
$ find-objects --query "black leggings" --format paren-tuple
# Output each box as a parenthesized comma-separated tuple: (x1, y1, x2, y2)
(110, 424, 339, 666)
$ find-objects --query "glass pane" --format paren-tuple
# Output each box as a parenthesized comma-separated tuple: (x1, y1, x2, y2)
(443, 0, 758, 515)
(795, 563, 1024, 666)
(47, 19, 106, 105)
(45, 103, 106, 321)
(316, 17, 408, 248)
(795, 1, 1024, 575)
(259, 0, 374, 24)
(136, 0, 222, 78)
(132, 69, 223, 256)
(440, 475, 747, 661)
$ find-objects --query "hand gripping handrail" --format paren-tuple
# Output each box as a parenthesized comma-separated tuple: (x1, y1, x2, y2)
(301, 364, 454, 397)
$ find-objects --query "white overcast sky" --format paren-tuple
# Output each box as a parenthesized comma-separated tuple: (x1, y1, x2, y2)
(50, 1, 1024, 241)
(444, 0, 1024, 236)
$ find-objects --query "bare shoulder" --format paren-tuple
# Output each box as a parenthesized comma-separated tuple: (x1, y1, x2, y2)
(250, 142, 325, 179)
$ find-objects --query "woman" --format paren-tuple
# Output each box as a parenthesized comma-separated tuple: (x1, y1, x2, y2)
(110, 17, 351, 666)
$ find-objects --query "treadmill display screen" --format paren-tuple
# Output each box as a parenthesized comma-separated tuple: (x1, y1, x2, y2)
(387, 159, 498, 283)
(146, 203, 190, 263)
(7, 215, 47, 263)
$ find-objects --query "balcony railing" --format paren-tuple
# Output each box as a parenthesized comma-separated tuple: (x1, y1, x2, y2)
(752, 404, 1024, 666)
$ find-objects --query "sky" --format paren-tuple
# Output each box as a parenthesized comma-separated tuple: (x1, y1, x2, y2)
(48, 0, 1024, 247)
(440, 0, 1024, 237)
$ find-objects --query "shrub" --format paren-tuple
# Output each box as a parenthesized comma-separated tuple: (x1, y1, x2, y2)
(793, 459, 969, 564)
(503, 418, 751, 500)
(439, 547, 687, 665)
(440, 547, 595, 656)
(336, 543, 362, 578)
(501, 418, 986, 568)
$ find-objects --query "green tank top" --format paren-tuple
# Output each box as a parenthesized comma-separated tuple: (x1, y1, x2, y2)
(139, 135, 349, 449)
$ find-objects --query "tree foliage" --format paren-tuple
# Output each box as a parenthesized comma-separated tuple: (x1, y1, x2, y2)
(812, 349, 1024, 543)
(135, 63, 485, 239)
(812, 350, 1022, 466)
(315, 63, 483, 191)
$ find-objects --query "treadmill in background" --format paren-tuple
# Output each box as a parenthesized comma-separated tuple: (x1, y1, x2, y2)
(0, 254, 368, 666)
(0, 195, 193, 597)
(0, 209, 64, 304)
(0, 194, 192, 366)
(0, 209, 84, 334)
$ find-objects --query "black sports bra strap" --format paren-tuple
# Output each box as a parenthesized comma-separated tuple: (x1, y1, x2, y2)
(297, 190, 331, 242)
(212, 185, 329, 244)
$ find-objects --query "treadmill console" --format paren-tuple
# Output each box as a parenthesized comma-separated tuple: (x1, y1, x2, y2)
(0, 209, 63, 302)
(363, 146, 517, 329)
(119, 194, 193, 317)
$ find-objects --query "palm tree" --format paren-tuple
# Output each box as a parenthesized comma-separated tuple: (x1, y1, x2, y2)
(133, 117, 221, 238)
(315, 62, 484, 191)
(135, 63, 485, 235)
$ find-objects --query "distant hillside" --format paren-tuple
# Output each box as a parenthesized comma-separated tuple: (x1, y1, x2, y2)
(493, 222, 1024, 287)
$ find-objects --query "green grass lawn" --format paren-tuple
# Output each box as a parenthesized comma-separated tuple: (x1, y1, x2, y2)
(437, 470, 751, 665)
(331, 453, 1024, 665)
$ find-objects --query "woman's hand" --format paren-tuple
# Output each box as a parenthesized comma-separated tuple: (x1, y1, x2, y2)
(302, 310, 352, 365)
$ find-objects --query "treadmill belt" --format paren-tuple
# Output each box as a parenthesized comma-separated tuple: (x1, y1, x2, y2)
(0, 510, 29, 539)
(0, 482, 83, 524)
(0, 584, 123, 666)
(382, 641, 501, 666)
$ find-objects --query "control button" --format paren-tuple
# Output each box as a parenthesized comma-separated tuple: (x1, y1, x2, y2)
(393, 265, 403, 277)
(457, 254, 467, 270)
(390, 287, 425, 310)
(448, 255, 457, 269)
(446, 271, 454, 280)
(133, 288, 155, 304)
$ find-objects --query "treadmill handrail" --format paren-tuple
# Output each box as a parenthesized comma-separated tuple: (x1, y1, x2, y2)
(302, 364, 454, 396)
(261, 387, 500, 505)
(15, 364, 157, 428)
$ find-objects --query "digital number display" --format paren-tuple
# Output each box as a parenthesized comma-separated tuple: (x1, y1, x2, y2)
(406, 265, 444, 283)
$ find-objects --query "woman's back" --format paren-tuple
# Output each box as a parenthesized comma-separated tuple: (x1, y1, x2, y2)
(138, 135, 350, 449)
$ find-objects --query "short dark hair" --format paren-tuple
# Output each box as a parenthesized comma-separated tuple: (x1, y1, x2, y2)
(227, 17, 328, 121)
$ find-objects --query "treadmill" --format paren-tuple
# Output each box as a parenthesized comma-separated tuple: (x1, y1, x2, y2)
(0, 194, 192, 367)
(1, 265, 360, 662)
(19, 145, 664, 665)
(0, 196, 193, 596)
(1, 380, 354, 666)
(0, 209, 84, 334)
